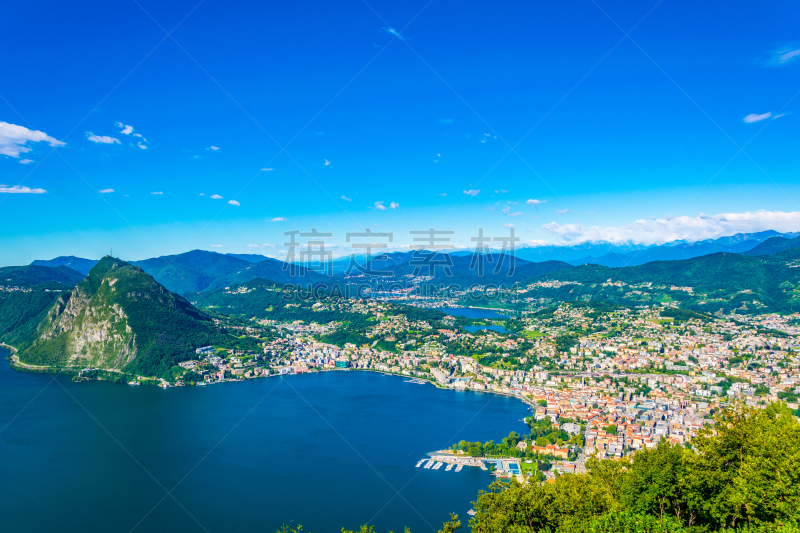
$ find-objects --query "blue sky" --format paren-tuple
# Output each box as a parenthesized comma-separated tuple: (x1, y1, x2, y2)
(1, 0, 799, 265)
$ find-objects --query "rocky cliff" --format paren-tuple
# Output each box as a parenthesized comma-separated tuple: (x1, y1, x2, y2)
(18, 256, 221, 376)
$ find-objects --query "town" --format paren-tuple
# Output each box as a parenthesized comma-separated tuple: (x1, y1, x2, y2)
(158, 284, 800, 484)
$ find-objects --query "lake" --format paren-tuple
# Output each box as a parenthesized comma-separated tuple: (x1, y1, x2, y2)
(0, 347, 528, 533)
(442, 308, 509, 333)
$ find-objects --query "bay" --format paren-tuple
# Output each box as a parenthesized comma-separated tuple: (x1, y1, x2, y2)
(0, 347, 527, 533)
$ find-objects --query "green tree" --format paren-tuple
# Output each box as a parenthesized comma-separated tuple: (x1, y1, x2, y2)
(620, 441, 691, 523)
(684, 402, 800, 529)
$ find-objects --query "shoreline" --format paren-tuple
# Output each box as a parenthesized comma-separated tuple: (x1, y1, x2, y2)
(0, 345, 534, 408)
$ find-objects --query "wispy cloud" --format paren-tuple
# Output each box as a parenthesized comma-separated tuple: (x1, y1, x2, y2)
(439, 193, 447, 197)
(526, 199, 546, 206)
(341, 195, 352, 202)
(0, 185, 47, 194)
(556, 209, 569, 214)
(137, 142, 147, 150)
(390, 201, 400, 209)
(210, 244, 223, 248)
(210, 194, 223, 199)
(463, 189, 480, 196)
(503, 223, 516, 228)
(0, 121, 64, 158)
(495, 189, 508, 194)
(374, 201, 387, 210)
(115, 122, 134, 135)
(383, 27, 405, 40)
(743, 112, 771, 123)
(199, 193, 205, 196)
(324, 159, 330, 166)
(541, 209, 800, 245)
(502, 206, 522, 216)
(760, 45, 800, 67)
(151, 191, 163, 195)
(206, 146, 219, 151)
(19, 159, 33, 164)
(261, 168, 273, 171)
(228, 200, 240, 206)
(99, 188, 114, 194)
(270, 217, 286, 222)
(87, 133, 120, 144)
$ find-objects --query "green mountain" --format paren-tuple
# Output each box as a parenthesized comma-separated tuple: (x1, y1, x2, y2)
(131, 249, 252, 294)
(226, 253, 270, 263)
(16, 257, 225, 377)
(1, 264, 84, 288)
(30, 256, 98, 275)
(744, 235, 800, 256)
(202, 257, 327, 291)
(523, 248, 800, 314)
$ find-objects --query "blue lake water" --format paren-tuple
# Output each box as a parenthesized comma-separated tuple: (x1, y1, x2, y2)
(441, 307, 509, 320)
(0, 347, 527, 533)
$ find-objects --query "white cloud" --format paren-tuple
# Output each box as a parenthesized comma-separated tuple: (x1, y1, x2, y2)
(761, 46, 800, 67)
(502, 206, 522, 216)
(19, 159, 33, 164)
(99, 188, 114, 193)
(324, 159, 330, 166)
(199, 193, 205, 196)
(137, 142, 147, 150)
(390, 201, 400, 209)
(541, 209, 800, 245)
(228, 200, 240, 206)
(210, 244, 223, 248)
(439, 193, 447, 196)
(779, 49, 800, 64)
(463, 189, 480, 196)
(261, 168, 273, 171)
(556, 209, 569, 214)
(87, 133, 120, 144)
(133, 133, 144, 138)
(210, 194, 223, 199)
(0, 121, 64, 158)
(0, 185, 47, 194)
(151, 191, 163, 195)
(374, 201, 387, 211)
(115, 122, 134, 135)
(495, 189, 508, 193)
(270, 217, 286, 222)
(383, 27, 405, 40)
(527, 198, 546, 206)
(743, 112, 771, 123)
(341, 195, 352, 202)
(206, 146, 219, 151)
(503, 223, 516, 228)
